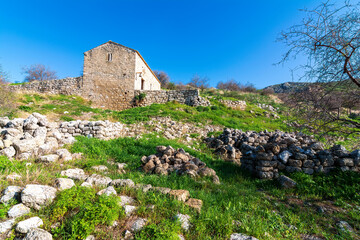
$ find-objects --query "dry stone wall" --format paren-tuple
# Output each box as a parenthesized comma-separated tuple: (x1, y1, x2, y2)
(206, 128, 360, 179)
(219, 99, 246, 110)
(134, 90, 210, 107)
(8, 77, 83, 95)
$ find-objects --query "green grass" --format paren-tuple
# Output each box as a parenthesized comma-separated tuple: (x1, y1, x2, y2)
(67, 135, 360, 239)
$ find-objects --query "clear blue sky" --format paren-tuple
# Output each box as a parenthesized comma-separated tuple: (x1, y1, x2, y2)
(0, 0, 321, 88)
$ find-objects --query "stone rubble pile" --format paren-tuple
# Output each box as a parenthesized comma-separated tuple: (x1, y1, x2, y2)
(219, 99, 247, 110)
(257, 103, 278, 112)
(141, 145, 220, 184)
(206, 128, 360, 179)
(0, 113, 76, 161)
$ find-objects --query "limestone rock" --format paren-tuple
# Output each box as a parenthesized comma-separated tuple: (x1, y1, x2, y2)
(60, 168, 88, 180)
(230, 233, 259, 240)
(0, 186, 23, 203)
(24, 228, 53, 240)
(130, 218, 147, 232)
(185, 198, 203, 212)
(97, 186, 117, 196)
(153, 187, 171, 195)
(16, 217, 43, 233)
(110, 179, 135, 188)
(38, 154, 59, 163)
(92, 165, 108, 172)
(85, 174, 112, 186)
(54, 178, 75, 190)
(169, 190, 190, 202)
(0, 219, 16, 234)
(7, 203, 31, 219)
(118, 195, 135, 206)
(21, 185, 57, 210)
(56, 149, 72, 161)
(278, 175, 297, 189)
(123, 205, 137, 216)
(175, 214, 191, 231)
(1, 147, 16, 158)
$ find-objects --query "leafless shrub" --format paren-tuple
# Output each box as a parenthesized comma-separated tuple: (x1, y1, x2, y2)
(188, 74, 209, 90)
(217, 79, 241, 91)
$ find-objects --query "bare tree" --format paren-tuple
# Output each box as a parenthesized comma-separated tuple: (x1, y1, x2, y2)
(23, 64, 57, 82)
(279, 1, 360, 134)
(189, 74, 209, 90)
(0, 64, 8, 84)
(217, 79, 241, 91)
(153, 70, 170, 88)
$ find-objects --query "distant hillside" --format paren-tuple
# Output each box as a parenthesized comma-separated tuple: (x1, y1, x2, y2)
(264, 82, 310, 93)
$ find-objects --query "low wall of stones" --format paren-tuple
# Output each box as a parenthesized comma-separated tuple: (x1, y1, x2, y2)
(219, 99, 246, 110)
(206, 129, 360, 179)
(59, 120, 123, 140)
(134, 90, 210, 107)
(8, 77, 83, 95)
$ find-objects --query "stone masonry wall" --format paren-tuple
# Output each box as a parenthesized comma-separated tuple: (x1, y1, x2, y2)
(219, 99, 247, 110)
(134, 90, 210, 107)
(8, 77, 83, 95)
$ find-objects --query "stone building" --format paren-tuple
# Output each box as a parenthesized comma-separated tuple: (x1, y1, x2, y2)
(9, 41, 209, 110)
(82, 41, 161, 109)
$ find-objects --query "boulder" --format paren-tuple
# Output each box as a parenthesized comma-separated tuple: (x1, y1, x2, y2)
(21, 185, 57, 210)
(169, 190, 190, 202)
(60, 168, 88, 180)
(56, 149, 72, 161)
(16, 217, 43, 233)
(118, 195, 135, 206)
(24, 228, 53, 240)
(12, 139, 37, 154)
(0, 186, 23, 203)
(38, 154, 59, 163)
(110, 179, 135, 188)
(175, 214, 191, 231)
(92, 165, 108, 172)
(7, 203, 31, 219)
(278, 151, 292, 164)
(230, 233, 259, 240)
(278, 175, 297, 189)
(97, 186, 117, 196)
(130, 218, 147, 232)
(54, 178, 75, 190)
(123, 205, 137, 216)
(1, 147, 16, 158)
(185, 198, 203, 212)
(85, 174, 112, 186)
(0, 219, 16, 234)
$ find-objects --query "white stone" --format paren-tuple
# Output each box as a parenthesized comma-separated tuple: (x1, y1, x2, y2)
(118, 195, 135, 206)
(56, 149, 72, 161)
(80, 182, 92, 188)
(24, 227, 53, 240)
(97, 186, 117, 196)
(61, 168, 88, 180)
(7, 203, 31, 218)
(1, 147, 16, 158)
(92, 165, 108, 172)
(130, 218, 147, 232)
(230, 233, 259, 240)
(38, 154, 59, 163)
(175, 214, 191, 231)
(0, 218, 16, 234)
(21, 185, 57, 210)
(16, 217, 43, 233)
(12, 139, 37, 154)
(85, 174, 112, 186)
(0, 186, 22, 203)
(123, 205, 137, 216)
(109, 179, 135, 188)
(54, 178, 75, 190)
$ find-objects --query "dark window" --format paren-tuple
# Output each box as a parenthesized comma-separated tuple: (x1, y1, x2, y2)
(107, 53, 112, 62)
(141, 79, 145, 90)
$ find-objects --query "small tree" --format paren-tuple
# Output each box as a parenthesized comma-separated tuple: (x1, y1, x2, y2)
(217, 79, 241, 91)
(0, 64, 8, 84)
(0, 64, 15, 116)
(189, 74, 209, 90)
(153, 70, 170, 88)
(23, 64, 57, 82)
(279, 1, 360, 134)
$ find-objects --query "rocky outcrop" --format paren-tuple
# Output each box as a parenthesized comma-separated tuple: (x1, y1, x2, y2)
(206, 128, 360, 179)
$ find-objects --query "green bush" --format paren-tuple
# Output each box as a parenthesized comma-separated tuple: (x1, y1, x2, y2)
(135, 219, 181, 240)
(60, 116, 75, 122)
(18, 105, 33, 112)
(51, 187, 124, 239)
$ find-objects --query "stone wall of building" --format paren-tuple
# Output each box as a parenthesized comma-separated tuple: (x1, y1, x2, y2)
(82, 42, 137, 110)
(134, 53, 161, 90)
(8, 77, 83, 95)
(134, 90, 210, 107)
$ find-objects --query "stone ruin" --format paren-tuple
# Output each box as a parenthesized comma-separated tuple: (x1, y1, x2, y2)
(206, 128, 360, 179)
